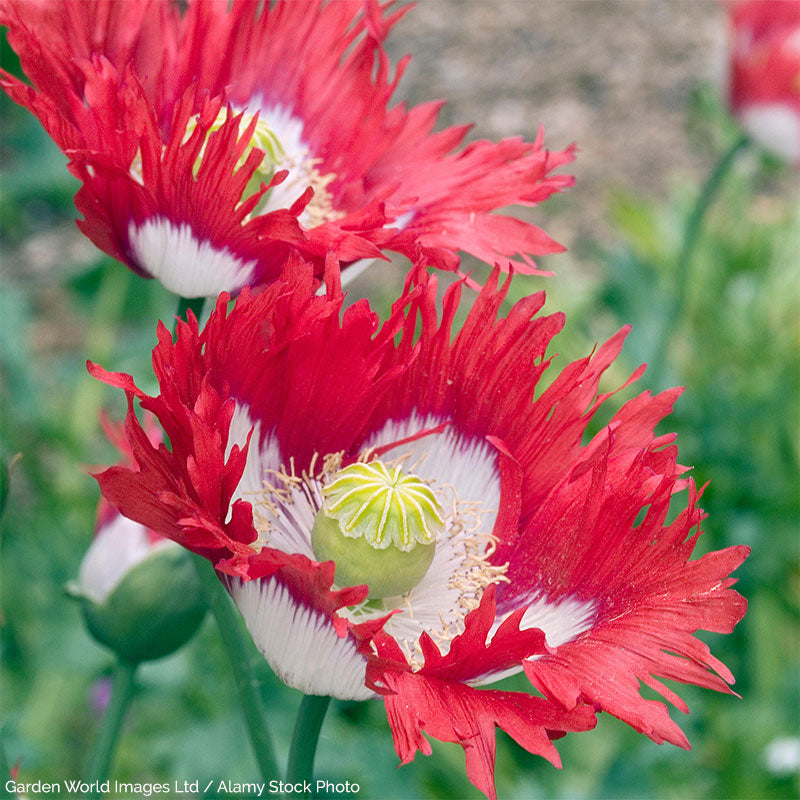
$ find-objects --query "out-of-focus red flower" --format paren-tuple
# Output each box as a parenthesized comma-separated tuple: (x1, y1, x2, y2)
(90, 256, 748, 799)
(728, 0, 800, 163)
(1, 0, 574, 297)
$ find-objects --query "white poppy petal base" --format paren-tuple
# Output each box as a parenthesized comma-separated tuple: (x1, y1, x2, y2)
(128, 218, 257, 297)
(739, 104, 800, 164)
(228, 576, 374, 701)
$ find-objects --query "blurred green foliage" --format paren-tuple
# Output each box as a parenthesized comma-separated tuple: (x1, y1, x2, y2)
(1, 30, 798, 800)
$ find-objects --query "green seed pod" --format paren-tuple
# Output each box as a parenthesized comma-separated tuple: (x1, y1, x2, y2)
(311, 461, 444, 598)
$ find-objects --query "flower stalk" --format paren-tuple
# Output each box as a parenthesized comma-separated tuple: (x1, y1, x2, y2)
(287, 694, 332, 798)
(84, 658, 138, 799)
(190, 555, 279, 781)
(648, 131, 750, 388)
(176, 295, 206, 324)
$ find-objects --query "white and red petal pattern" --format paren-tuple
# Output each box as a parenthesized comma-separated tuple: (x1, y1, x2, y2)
(90, 259, 748, 799)
(1, 0, 574, 296)
(728, 0, 800, 164)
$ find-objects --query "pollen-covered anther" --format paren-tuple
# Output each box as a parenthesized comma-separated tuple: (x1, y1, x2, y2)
(270, 150, 343, 228)
(250, 449, 509, 671)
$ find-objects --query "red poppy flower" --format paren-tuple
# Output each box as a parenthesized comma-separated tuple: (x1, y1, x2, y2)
(1, 0, 574, 297)
(728, 0, 800, 163)
(89, 258, 748, 798)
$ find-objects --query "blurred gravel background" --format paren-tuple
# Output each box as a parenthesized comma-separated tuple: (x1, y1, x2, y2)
(385, 0, 729, 259)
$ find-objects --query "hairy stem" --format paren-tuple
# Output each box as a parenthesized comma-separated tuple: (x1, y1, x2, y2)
(84, 659, 138, 798)
(191, 555, 279, 780)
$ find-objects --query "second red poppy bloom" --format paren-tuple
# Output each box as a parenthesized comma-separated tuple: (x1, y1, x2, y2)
(91, 259, 748, 799)
(1, 0, 575, 296)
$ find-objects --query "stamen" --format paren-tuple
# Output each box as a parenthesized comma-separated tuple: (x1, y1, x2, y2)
(249, 447, 508, 672)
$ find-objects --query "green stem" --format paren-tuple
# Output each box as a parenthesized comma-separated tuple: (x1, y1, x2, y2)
(648, 132, 750, 388)
(1, 734, 13, 797)
(286, 694, 332, 796)
(191, 555, 279, 780)
(84, 659, 138, 798)
(176, 295, 206, 325)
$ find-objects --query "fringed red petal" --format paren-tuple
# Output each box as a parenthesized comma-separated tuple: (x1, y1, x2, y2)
(2, 0, 575, 291)
(377, 667, 595, 800)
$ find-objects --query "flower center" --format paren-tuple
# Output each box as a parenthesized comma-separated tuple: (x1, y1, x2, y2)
(130, 106, 343, 227)
(183, 108, 285, 198)
(249, 440, 510, 669)
(311, 461, 444, 598)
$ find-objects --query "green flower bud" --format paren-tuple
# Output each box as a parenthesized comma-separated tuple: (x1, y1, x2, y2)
(68, 514, 206, 663)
